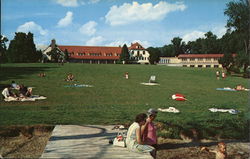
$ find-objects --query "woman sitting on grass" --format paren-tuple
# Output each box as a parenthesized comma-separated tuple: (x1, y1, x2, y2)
(126, 113, 156, 159)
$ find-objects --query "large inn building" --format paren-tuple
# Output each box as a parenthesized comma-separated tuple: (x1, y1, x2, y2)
(42, 40, 150, 64)
(43, 39, 230, 68)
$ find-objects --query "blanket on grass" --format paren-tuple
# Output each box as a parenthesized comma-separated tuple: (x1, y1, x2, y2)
(209, 108, 239, 114)
(216, 87, 249, 91)
(140, 82, 160, 86)
(4, 95, 47, 102)
(64, 84, 93, 88)
(158, 107, 180, 113)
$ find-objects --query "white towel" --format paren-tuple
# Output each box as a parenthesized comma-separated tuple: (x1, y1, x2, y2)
(208, 108, 239, 114)
(158, 107, 180, 113)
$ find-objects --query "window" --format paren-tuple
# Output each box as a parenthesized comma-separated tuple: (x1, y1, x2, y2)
(198, 58, 203, 61)
(190, 65, 195, 67)
(143, 51, 145, 55)
(205, 58, 211, 61)
(190, 58, 195, 61)
(182, 58, 187, 61)
(183, 65, 187, 67)
(206, 65, 211, 68)
(198, 65, 203, 67)
(214, 65, 219, 68)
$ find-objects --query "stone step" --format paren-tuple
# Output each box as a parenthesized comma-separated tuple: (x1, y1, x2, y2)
(40, 125, 152, 159)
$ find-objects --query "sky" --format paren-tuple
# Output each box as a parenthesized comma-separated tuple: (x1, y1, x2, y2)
(1, 0, 233, 49)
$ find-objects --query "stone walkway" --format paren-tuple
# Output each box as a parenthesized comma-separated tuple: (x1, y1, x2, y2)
(40, 125, 152, 159)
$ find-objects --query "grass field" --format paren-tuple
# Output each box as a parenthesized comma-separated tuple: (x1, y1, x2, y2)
(0, 63, 249, 139)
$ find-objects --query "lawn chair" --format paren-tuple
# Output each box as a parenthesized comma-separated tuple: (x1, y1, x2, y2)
(149, 75, 156, 83)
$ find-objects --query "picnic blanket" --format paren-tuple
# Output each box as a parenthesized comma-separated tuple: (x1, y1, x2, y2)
(158, 107, 180, 113)
(140, 82, 159, 86)
(64, 84, 93, 88)
(4, 95, 47, 102)
(208, 108, 239, 114)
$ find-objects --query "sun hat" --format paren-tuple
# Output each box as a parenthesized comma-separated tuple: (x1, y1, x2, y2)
(147, 108, 158, 115)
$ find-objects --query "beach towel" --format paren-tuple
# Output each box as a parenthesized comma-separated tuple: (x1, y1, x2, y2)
(64, 84, 93, 88)
(216, 88, 237, 91)
(140, 82, 160, 86)
(158, 107, 180, 113)
(208, 108, 239, 114)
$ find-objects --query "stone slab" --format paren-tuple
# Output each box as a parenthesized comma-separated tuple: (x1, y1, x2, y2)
(40, 125, 152, 159)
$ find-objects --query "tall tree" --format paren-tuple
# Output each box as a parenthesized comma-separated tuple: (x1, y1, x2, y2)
(218, 53, 234, 72)
(0, 35, 8, 63)
(201, 31, 220, 54)
(119, 44, 130, 64)
(7, 32, 40, 63)
(224, 0, 250, 72)
(47, 48, 63, 63)
(147, 47, 160, 64)
(171, 37, 185, 56)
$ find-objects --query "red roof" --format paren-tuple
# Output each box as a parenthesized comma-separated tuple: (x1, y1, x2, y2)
(58, 45, 122, 60)
(128, 42, 145, 50)
(178, 54, 236, 58)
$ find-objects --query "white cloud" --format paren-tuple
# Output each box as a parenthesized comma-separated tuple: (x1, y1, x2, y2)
(105, 1, 186, 26)
(57, 11, 73, 27)
(55, 0, 100, 6)
(17, 21, 48, 36)
(55, 0, 78, 7)
(105, 39, 151, 48)
(132, 40, 151, 48)
(211, 26, 227, 38)
(105, 40, 128, 47)
(79, 21, 97, 36)
(182, 31, 205, 43)
(85, 36, 105, 45)
(88, 0, 100, 4)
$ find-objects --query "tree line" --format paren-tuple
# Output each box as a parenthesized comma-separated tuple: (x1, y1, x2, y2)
(146, 0, 249, 76)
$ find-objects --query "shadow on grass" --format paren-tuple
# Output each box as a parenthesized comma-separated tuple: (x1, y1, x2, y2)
(0, 66, 57, 83)
(157, 140, 249, 150)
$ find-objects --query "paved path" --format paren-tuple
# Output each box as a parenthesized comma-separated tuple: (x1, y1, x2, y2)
(40, 125, 152, 159)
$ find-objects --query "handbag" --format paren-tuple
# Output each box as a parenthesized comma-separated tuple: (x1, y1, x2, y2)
(113, 131, 127, 147)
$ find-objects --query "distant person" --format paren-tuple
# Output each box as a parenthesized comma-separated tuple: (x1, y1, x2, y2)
(126, 113, 156, 159)
(11, 81, 19, 89)
(19, 84, 32, 97)
(142, 108, 158, 147)
(2, 85, 16, 99)
(125, 72, 129, 79)
(216, 71, 220, 80)
(65, 73, 75, 81)
(201, 142, 227, 159)
(221, 71, 226, 79)
(235, 84, 245, 91)
(38, 73, 46, 77)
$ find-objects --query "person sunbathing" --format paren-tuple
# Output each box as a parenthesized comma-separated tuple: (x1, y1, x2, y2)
(235, 84, 245, 91)
(201, 142, 227, 159)
(38, 73, 46, 77)
(65, 73, 75, 81)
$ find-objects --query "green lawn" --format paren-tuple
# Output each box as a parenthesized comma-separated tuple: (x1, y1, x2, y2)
(0, 63, 249, 139)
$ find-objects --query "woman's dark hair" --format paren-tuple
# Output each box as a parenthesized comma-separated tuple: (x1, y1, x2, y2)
(135, 113, 147, 123)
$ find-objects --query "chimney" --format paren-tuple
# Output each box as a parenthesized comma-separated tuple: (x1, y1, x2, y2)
(51, 39, 56, 49)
